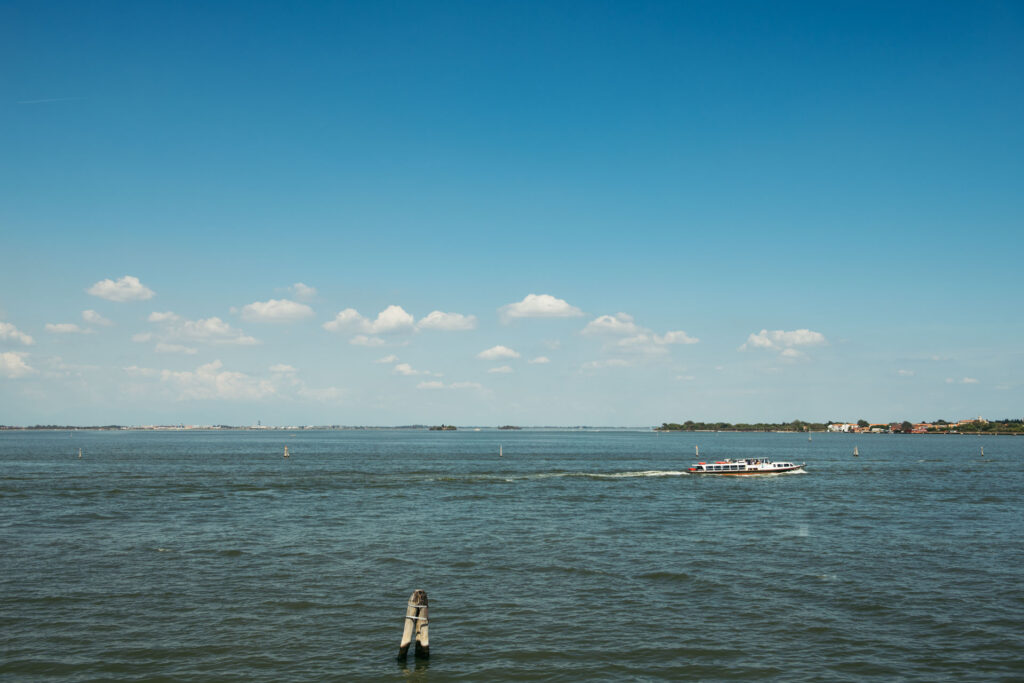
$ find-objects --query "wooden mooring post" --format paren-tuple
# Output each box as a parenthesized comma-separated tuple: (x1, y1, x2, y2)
(397, 589, 429, 661)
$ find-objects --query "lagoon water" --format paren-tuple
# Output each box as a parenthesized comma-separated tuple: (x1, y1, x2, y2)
(1, 429, 1022, 681)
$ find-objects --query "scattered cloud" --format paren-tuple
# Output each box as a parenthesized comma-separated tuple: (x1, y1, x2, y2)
(155, 342, 198, 354)
(240, 298, 314, 323)
(417, 310, 477, 331)
(161, 360, 275, 400)
(123, 365, 158, 377)
(0, 321, 34, 346)
(500, 294, 583, 321)
(477, 345, 520, 360)
(323, 305, 415, 336)
(46, 323, 91, 334)
(350, 335, 385, 347)
(87, 275, 154, 302)
(180, 317, 258, 345)
(740, 329, 826, 354)
(147, 313, 258, 346)
(582, 313, 642, 336)
(0, 351, 34, 378)
(898, 369, 915, 376)
(654, 331, 699, 345)
(583, 313, 698, 359)
(581, 359, 633, 371)
(82, 310, 112, 326)
(528, 356, 550, 364)
(374, 354, 398, 364)
(417, 380, 483, 390)
(270, 364, 297, 373)
(962, 377, 979, 384)
(289, 282, 317, 301)
(393, 363, 424, 376)
(488, 365, 514, 374)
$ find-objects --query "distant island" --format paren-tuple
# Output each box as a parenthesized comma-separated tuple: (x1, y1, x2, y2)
(656, 417, 1024, 435)
(498, 425, 522, 430)
(428, 424, 457, 431)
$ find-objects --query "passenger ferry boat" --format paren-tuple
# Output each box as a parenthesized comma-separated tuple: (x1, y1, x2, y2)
(688, 458, 805, 475)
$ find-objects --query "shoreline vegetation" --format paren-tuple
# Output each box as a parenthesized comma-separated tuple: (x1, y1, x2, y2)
(1, 419, 1022, 434)
(656, 419, 1024, 435)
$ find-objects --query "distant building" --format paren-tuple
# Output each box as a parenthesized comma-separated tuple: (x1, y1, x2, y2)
(827, 423, 856, 432)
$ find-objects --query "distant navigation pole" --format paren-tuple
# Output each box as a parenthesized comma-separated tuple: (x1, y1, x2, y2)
(397, 589, 429, 660)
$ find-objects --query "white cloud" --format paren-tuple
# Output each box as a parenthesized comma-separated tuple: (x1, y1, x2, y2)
(740, 329, 827, 353)
(323, 308, 364, 332)
(529, 356, 551, 364)
(240, 298, 314, 323)
(87, 275, 154, 302)
(393, 363, 423, 376)
(374, 354, 398, 364)
(582, 313, 642, 336)
(500, 294, 583, 321)
(289, 282, 317, 301)
(488, 365, 514, 374)
(654, 330, 699, 345)
(581, 359, 633, 371)
(583, 314, 698, 357)
(270, 364, 297, 374)
(180, 317, 258, 345)
(417, 380, 482, 390)
(123, 365, 158, 377)
(147, 313, 258, 346)
(961, 377, 979, 384)
(0, 351, 34, 378)
(82, 310, 112, 326)
(46, 323, 91, 334)
(897, 369, 915, 376)
(477, 345, 520, 360)
(324, 305, 415, 335)
(417, 310, 477, 331)
(350, 335, 385, 347)
(779, 348, 803, 359)
(0, 322, 34, 345)
(155, 342, 198, 355)
(369, 305, 415, 334)
(161, 360, 274, 400)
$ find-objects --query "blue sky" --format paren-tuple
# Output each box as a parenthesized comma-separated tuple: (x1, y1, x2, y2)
(2, 1, 1021, 426)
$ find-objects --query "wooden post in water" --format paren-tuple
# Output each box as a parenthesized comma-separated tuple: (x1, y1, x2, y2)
(398, 589, 429, 660)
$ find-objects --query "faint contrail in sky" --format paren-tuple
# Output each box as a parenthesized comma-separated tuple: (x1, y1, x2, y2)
(16, 97, 80, 105)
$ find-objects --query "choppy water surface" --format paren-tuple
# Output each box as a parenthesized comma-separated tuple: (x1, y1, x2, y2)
(1, 430, 1021, 681)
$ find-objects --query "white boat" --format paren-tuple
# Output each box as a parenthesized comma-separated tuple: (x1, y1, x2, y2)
(688, 458, 805, 475)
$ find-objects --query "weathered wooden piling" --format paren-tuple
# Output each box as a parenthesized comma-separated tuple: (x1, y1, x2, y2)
(397, 589, 429, 660)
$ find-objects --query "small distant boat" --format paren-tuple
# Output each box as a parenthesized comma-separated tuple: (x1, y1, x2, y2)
(853, 446, 859, 457)
(980, 446, 984, 457)
(695, 445, 699, 457)
(283, 445, 289, 459)
(499, 445, 503, 457)
(78, 448, 82, 459)
(688, 458, 805, 475)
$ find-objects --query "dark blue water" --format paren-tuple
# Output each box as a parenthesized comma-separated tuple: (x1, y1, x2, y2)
(1, 430, 1022, 681)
